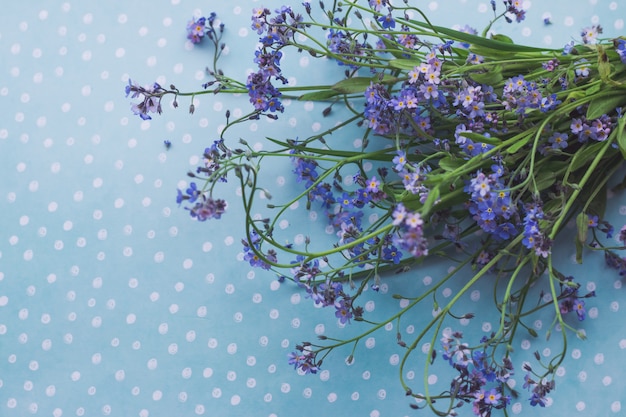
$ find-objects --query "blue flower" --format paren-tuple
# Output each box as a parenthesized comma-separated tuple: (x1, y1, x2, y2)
(616, 39, 626, 64)
(338, 192, 354, 209)
(186, 182, 201, 203)
(383, 245, 402, 264)
(175, 189, 184, 205)
(378, 14, 396, 29)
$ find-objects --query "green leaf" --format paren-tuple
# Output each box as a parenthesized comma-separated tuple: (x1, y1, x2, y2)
(409, 20, 556, 53)
(298, 90, 341, 101)
(534, 170, 556, 191)
(331, 75, 397, 95)
(587, 183, 607, 219)
(490, 34, 514, 44)
(421, 186, 440, 216)
(505, 135, 531, 154)
(570, 141, 605, 172)
(586, 93, 626, 120)
(575, 238, 583, 264)
(389, 59, 419, 70)
(597, 45, 611, 82)
(466, 45, 514, 60)
(576, 212, 589, 244)
(438, 156, 465, 172)
(585, 83, 602, 97)
(458, 132, 502, 145)
(468, 66, 503, 85)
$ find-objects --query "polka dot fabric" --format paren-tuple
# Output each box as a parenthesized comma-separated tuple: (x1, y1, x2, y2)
(0, 1, 624, 416)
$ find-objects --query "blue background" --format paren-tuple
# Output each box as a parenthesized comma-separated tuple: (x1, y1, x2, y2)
(1, 1, 625, 416)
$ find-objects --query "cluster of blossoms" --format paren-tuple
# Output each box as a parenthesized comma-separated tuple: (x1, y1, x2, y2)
(242, 231, 277, 270)
(186, 13, 223, 44)
(287, 342, 319, 374)
(176, 139, 230, 221)
(125, 80, 165, 120)
(364, 50, 446, 136)
(465, 165, 517, 243)
(440, 330, 513, 415)
(521, 202, 551, 258)
(290, 150, 401, 271)
(522, 362, 555, 408)
(176, 181, 227, 221)
(501, 75, 561, 114)
(327, 28, 367, 69)
(125, 13, 228, 120)
(246, 6, 308, 116)
(391, 203, 428, 258)
(500, 0, 526, 23)
(557, 275, 596, 321)
(291, 256, 363, 324)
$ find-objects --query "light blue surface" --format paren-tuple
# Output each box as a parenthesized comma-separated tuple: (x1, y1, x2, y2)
(1, 1, 625, 416)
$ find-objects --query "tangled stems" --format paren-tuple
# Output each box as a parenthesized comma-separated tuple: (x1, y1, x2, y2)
(127, 1, 626, 414)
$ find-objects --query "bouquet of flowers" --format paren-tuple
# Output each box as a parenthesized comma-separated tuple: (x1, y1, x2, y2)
(126, 1, 626, 415)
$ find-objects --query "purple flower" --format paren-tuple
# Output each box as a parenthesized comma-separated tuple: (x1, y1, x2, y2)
(369, 0, 387, 12)
(573, 299, 586, 320)
(186, 16, 206, 44)
(581, 25, 602, 44)
(485, 388, 502, 405)
(392, 151, 407, 171)
(365, 176, 381, 193)
(334, 299, 353, 324)
(548, 132, 568, 149)
(187, 196, 227, 221)
(530, 392, 547, 407)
